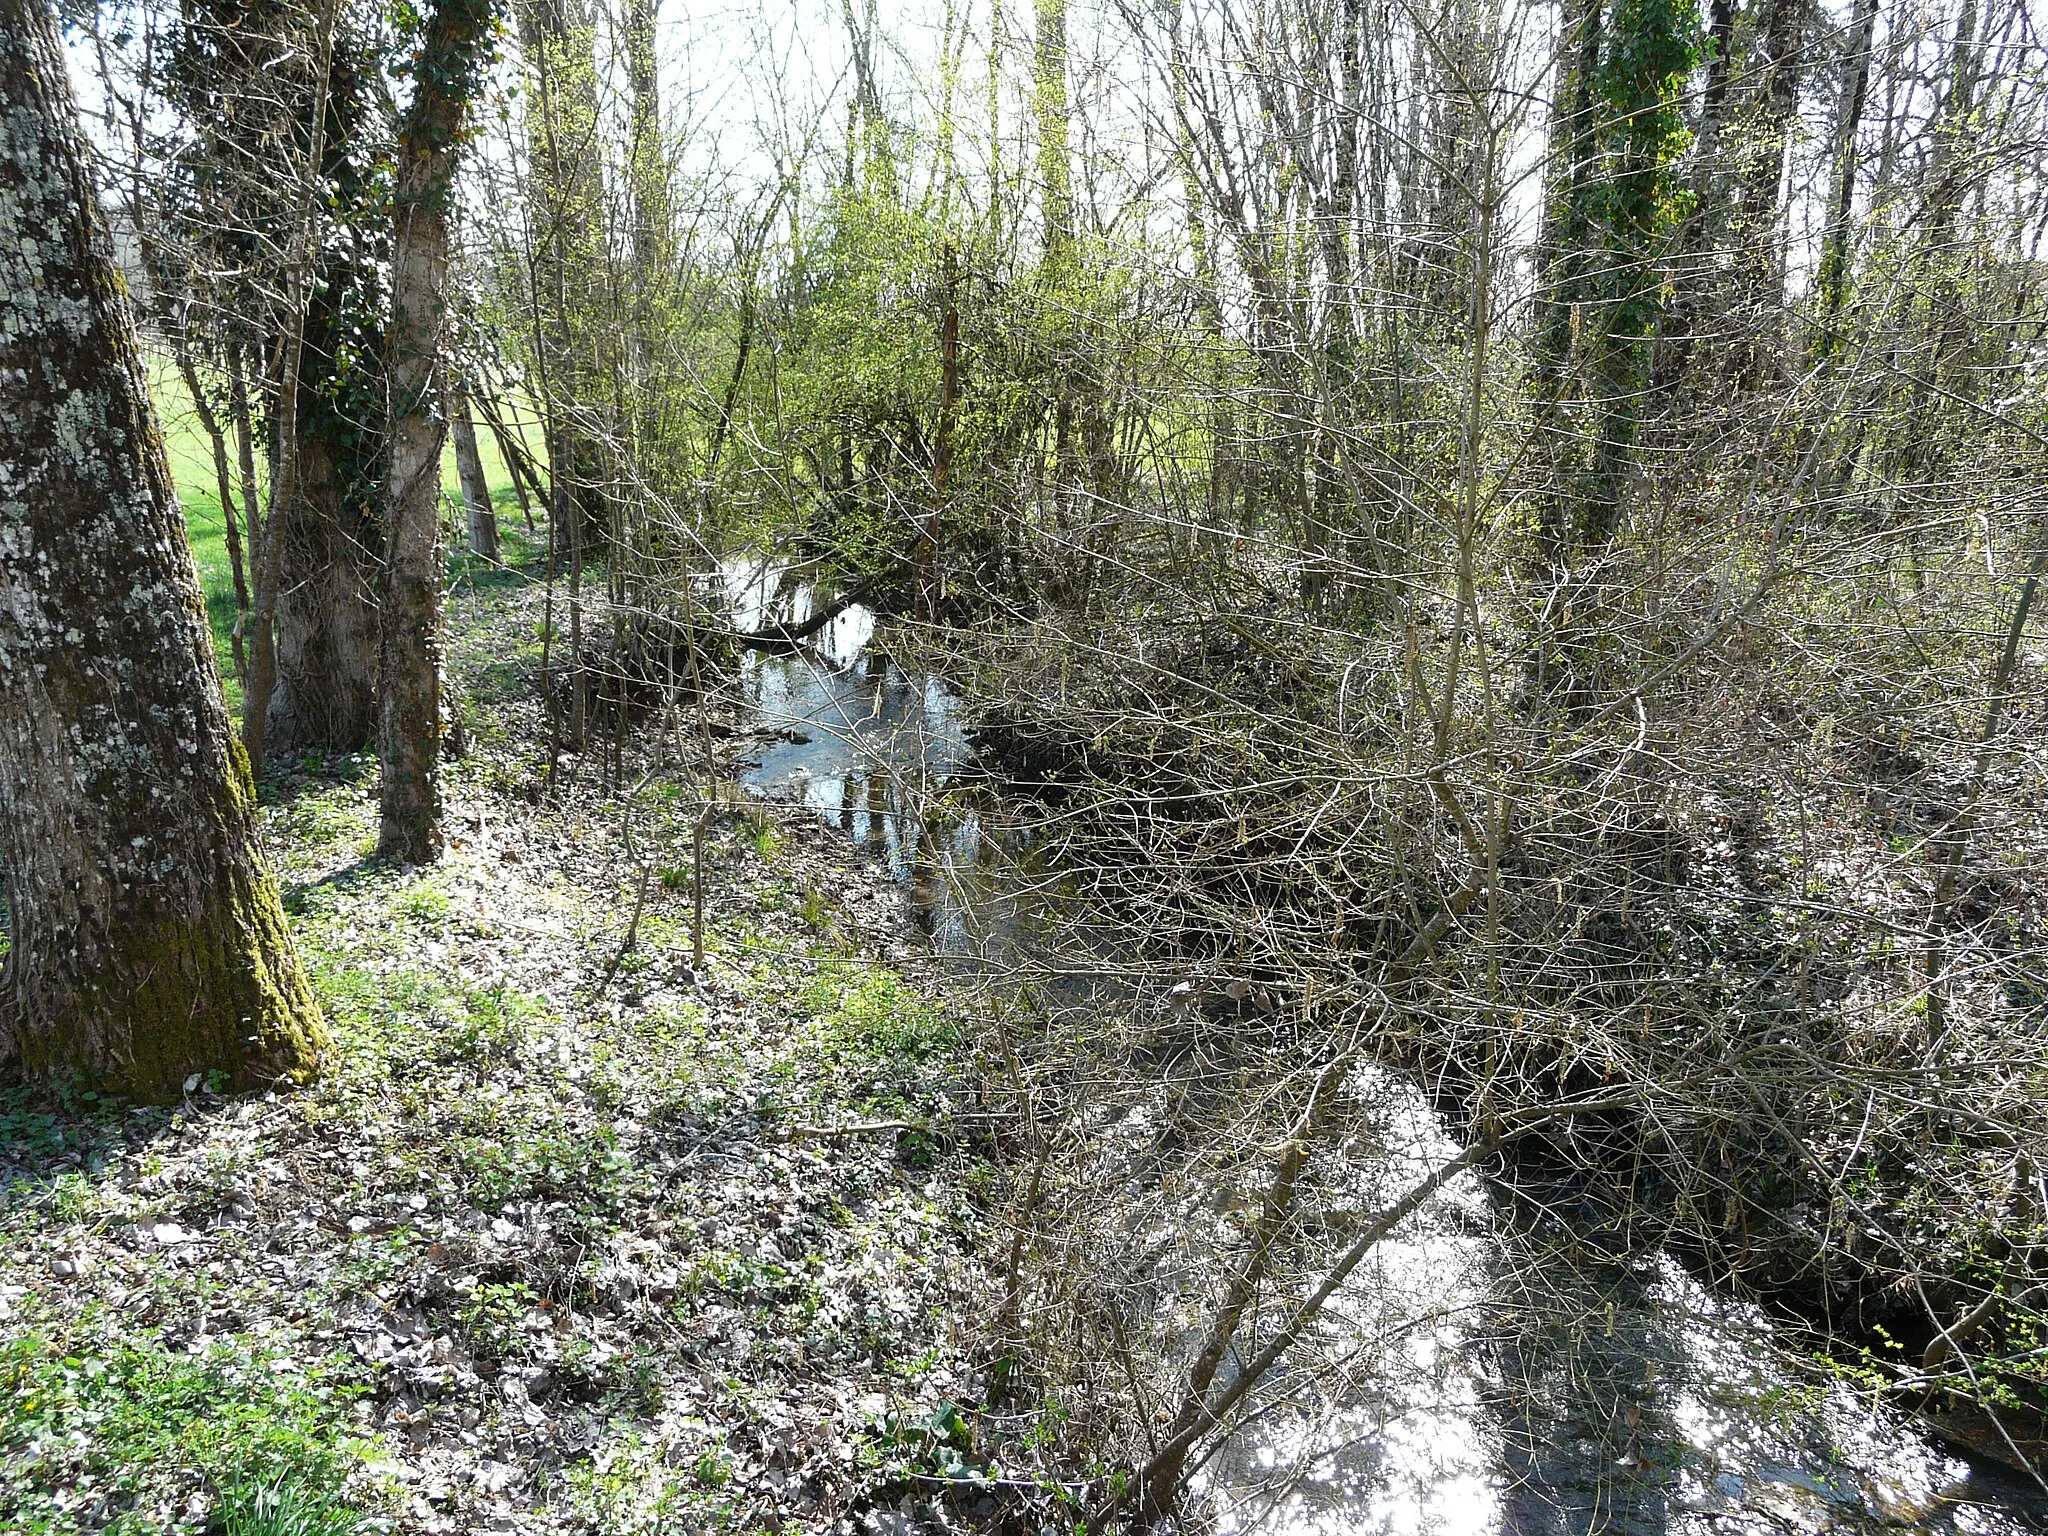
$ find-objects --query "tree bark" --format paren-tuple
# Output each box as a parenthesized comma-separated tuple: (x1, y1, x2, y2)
(265, 200, 389, 757)
(268, 421, 382, 754)
(1654, 0, 1734, 392)
(0, 0, 326, 1099)
(228, 343, 264, 574)
(516, 0, 608, 564)
(377, 0, 494, 863)
(1034, 0, 1075, 262)
(1531, 0, 1605, 568)
(1730, 0, 1806, 374)
(239, 0, 339, 779)
(623, 0, 667, 487)
(449, 375, 501, 561)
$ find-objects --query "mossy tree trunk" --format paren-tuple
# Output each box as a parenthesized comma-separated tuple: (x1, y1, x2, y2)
(1812, 0, 1877, 359)
(268, 236, 389, 758)
(158, 0, 387, 763)
(1531, 0, 1606, 565)
(377, 0, 496, 864)
(0, 0, 327, 1100)
(1727, 0, 1804, 377)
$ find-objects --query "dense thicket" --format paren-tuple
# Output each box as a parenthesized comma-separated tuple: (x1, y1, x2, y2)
(475, 0, 2048, 1494)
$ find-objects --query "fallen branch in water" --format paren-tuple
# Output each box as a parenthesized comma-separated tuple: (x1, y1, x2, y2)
(730, 580, 878, 653)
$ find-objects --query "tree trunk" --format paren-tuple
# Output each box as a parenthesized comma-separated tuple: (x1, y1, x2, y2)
(266, 195, 390, 757)
(268, 423, 382, 754)
(1531, 0, 1606, 568)
(1034, 0, 1075, 263)
(228, 342, 264, 573)
(0, 0, 326, 1099)
(1731, 0, 1805, 374)
(517, 0, 609, 564)
(1813, 0, 1878, 357)
(624, 0, 664, 276)
(378, 0, 494, 863)
(623, 0, 667, 482)
(239, 2, 340, 779)
(449, 375, 501, 561)
(1581, 0, 1694, 548)
(1169, 32, 1236, 535)
(1654, 0, 1734, 392)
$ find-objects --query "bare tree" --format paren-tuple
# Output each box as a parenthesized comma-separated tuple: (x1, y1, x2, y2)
(449, 372, 503, 561)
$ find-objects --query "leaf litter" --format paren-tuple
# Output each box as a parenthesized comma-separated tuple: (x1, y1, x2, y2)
(0, 575, 1007, 1535)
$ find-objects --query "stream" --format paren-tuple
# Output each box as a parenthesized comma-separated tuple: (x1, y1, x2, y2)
(719, 561, 2048, 1536)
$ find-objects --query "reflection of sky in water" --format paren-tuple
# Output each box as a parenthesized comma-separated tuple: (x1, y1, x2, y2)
(725, 560, 1032, 965)
(1203, 1072, 2048, 1536)
(1195, 1067, 1498, 1536)
(723, 561, 2048, 1536)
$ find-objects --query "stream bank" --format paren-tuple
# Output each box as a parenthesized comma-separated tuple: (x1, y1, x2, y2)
(721, 561, 2048, 1536)
(5, 555, 2046, 1535)
(0, 569, 997, 1535)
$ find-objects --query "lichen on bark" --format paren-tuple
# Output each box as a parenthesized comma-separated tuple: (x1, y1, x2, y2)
(0, 0, 328, 1100)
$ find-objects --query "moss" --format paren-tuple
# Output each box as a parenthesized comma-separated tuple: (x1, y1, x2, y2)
(88, 733, 323, 1102)
(120, 711, 327, 1099)
(8, 734, 328, 1104)
(12, 861, 328, 1104)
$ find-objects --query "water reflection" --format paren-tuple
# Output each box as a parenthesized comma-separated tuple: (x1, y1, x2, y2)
(1200, 1077, 2048, 1536)
(724, 559, 1109, 981)
(1198, 1068, 1500, 1536)
(720, 560, 2048, 1536)
(725, 560, 1023, 961)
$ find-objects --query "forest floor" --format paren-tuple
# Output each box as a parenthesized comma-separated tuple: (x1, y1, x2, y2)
(0, 560, 1008, 1535)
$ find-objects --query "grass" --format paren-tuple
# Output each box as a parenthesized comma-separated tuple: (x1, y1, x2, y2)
(213, 1477, 364, 1536)
(801, 960, 955, 1065)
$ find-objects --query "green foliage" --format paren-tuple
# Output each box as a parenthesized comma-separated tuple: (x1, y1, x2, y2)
(391, 0, 503, 136)
(454, 1280, 539, 1360)
(758, 176, 950, 575)
(393, 882, 453, 923)
(797, 884, 835, 933)
(1540, 0, 1702, 546)
(1590, 0, 1701, 335)
(800, 961, 956, 1068)
(443, 978, 547, 1062)
(212, 1478, 364, 1536)
(454, 1120, 628, 1211)
(739, 804, 782, 859)
(561, 1429, 738, 1536)
(862, 1400, 991, 1487)
(0, 1334, 370, 1534)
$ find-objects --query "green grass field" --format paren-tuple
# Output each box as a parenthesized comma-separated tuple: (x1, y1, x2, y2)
(147, 357, 541, 717)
